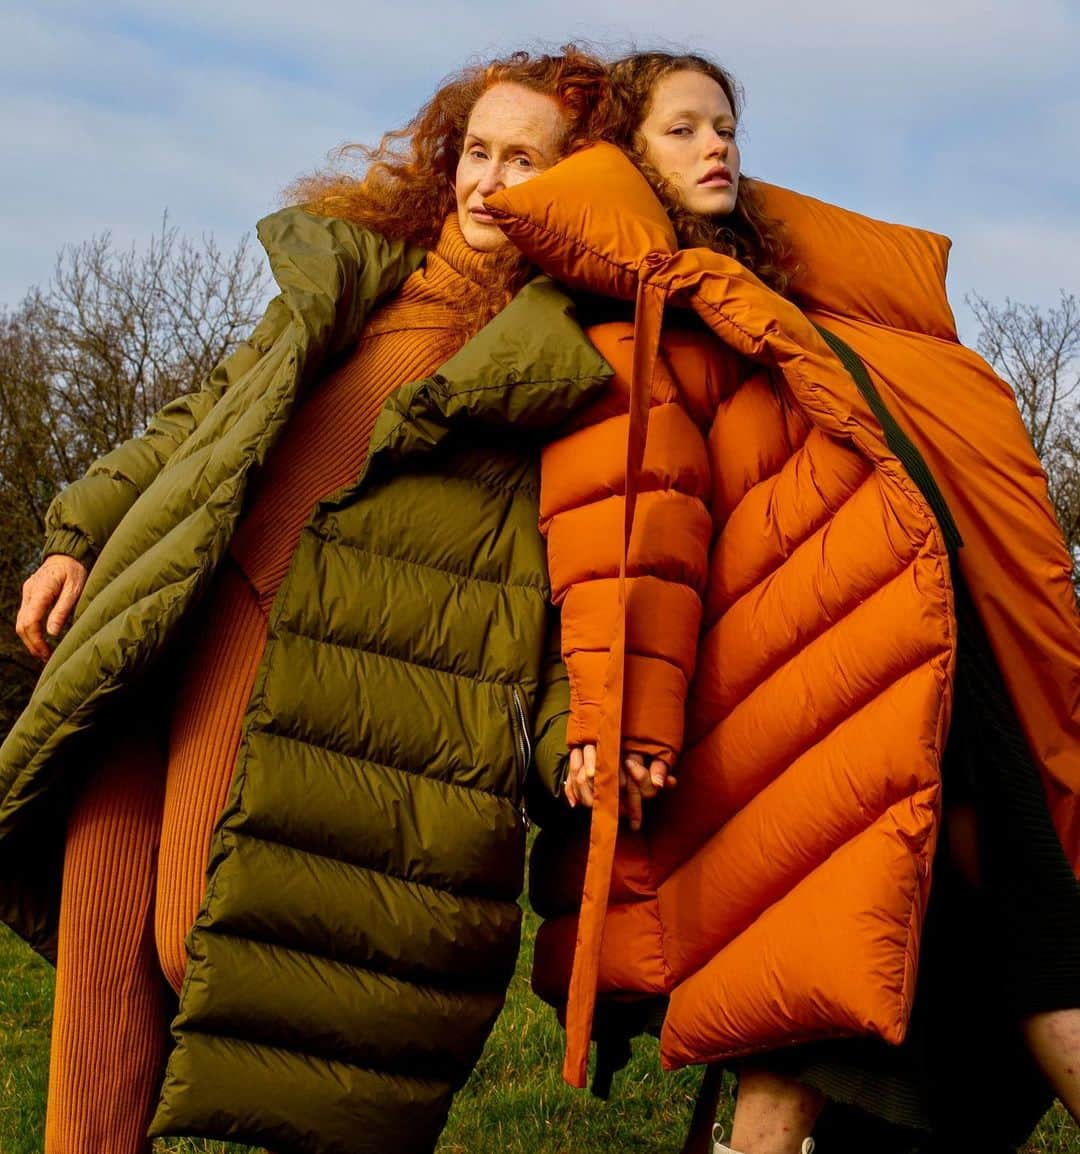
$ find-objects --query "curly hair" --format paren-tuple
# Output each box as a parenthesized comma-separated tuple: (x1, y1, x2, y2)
(287, 46, 610, 250)
(606, 52, 796, 295)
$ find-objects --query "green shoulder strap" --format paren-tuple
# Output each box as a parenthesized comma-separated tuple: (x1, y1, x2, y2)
(814, 323, 963, 553)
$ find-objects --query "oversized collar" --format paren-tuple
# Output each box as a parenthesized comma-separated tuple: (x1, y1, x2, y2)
(254, 206, 611, 464)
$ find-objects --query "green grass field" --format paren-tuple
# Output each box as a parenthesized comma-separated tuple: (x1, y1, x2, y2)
(1, 908, 1076, 1154)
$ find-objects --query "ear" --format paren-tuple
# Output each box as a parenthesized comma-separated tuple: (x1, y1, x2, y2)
(484, 143, 678, 299)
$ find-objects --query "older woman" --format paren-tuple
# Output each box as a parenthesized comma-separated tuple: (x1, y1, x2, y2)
(3, 47, 610, 1154)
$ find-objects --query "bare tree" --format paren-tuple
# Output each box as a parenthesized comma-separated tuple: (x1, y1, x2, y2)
(26, 216, 268, 473)
(968, 291, 1080, 565)
(0, 309, 55, 723)
(0, 220, 268, 733)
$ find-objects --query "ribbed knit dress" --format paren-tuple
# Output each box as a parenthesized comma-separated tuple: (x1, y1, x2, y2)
(46, 215, 503, 1154)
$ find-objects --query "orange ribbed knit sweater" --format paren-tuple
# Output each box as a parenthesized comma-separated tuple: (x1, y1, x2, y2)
(47, 215, 500, 1154)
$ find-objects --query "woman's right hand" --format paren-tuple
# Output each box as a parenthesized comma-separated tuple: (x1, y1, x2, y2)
(16, 555, 89, 661)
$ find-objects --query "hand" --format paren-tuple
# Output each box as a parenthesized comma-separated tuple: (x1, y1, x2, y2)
(564, 743, 597, 809)
(619, 752, 676, 832)
(16, 555, 88, 661)
(564, 744, 676, 831)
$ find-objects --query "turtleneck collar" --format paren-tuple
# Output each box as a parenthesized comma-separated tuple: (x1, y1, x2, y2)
(429, 213, 508, 285)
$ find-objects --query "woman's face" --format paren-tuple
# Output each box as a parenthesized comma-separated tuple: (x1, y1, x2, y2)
(637, 69, 741, 218)
(455, 82, 566, 251)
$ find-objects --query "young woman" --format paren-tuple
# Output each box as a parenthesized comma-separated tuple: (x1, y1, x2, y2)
(558, 52, 821, 1154)
(491, 51, 1080, 1154)
(2, 47, 612, 1154)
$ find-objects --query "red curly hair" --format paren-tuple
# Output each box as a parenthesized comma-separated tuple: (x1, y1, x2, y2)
(288, 46, 610, 249)
(606, 52, 797, 295)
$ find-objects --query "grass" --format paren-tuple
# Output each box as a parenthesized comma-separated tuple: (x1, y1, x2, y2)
(1, 906, 1077, 1153)
(0, 920, 53, 1145)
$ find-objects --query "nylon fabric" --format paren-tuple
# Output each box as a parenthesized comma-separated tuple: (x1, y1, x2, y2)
(485, 144, 1025, 1074)
(0, 208, 612, 1152)
(562, 275, 668, 1086)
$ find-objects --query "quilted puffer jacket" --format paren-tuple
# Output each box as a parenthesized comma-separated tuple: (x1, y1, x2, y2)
(485, 144, 1080, 1086)
(0, 208, 610, 1153)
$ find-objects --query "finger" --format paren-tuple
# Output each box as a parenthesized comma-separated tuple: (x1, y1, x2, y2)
(617, 765, 636, 827)
(625, 755, 657, 799)
(565, 748, 583, 806)
(564, 748, 583, 806)
(623, 752, 648, 781)
(624, 777, 643, 831)
(648, 758, 669, 790)
(573, 751, 595, 806)
(46, 579, 82, 637)
(15, 612, 45, 659)
(578, 766, 595, 808)
(583, 743, 597, 781)
(16, 590, 54, 661)
(20, 622, 50, 661)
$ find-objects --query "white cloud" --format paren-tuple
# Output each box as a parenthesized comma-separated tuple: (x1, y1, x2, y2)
(0, 15, 387, 305)
(3, 0, 1077, 330)
(949, 216, 1080, 341)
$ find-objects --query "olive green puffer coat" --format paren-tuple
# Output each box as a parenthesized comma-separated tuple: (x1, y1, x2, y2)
(0, 208, 611, 1154)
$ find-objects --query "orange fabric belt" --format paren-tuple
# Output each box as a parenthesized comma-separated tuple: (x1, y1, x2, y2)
(562, 270, 669, 1087)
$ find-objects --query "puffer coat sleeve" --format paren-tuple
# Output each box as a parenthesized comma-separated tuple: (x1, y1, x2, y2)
(531, 607, 571, 798)
(42, 296, 292, 566)
(539, 321, 712, 767)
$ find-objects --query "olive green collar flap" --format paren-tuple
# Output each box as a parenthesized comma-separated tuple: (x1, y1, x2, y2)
(366, 275, 613, 467)
(256, 207, 426, 369)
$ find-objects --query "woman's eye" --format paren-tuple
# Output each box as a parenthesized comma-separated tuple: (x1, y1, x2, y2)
(512, 155, 534, 169)
(717, 128, 736, 140)
(669, 125, 693, 137)
(469, 147, 488, 161)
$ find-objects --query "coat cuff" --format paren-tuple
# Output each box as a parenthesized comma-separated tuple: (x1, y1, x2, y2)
(42, 528, 96, 567)
(565, 652, 686, 766)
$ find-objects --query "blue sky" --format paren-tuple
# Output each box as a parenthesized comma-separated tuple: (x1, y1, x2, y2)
(3, 0, 1077, 342)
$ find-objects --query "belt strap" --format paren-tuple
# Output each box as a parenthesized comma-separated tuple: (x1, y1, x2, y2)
(562, 270, 668, 1087)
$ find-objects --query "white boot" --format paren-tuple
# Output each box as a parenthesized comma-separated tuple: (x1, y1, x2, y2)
(711, 1124, 815, 1154)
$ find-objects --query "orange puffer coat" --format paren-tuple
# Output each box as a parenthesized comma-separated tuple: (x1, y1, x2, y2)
(485, 145, 1080, 1086)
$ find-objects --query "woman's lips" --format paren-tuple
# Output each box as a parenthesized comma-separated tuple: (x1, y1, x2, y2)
(698, 166, 732, 186)
(470, 207, 497, 223)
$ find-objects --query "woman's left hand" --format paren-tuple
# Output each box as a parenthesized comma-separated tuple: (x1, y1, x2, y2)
(564, 744, 597, 808)
(16, 554, 88, 661)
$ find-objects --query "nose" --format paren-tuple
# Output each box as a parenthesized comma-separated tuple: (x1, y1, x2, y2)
(704, 129, 729, 157)
(475, 161, 504, 197)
